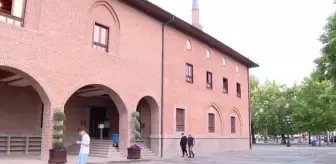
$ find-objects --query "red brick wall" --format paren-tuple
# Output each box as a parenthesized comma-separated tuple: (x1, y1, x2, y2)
(163, 27, 249, 137)
(0, 0, 163, 156)
(0, 0, 251, 157)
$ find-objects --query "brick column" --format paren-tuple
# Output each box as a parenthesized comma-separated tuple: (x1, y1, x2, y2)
(40, 105, 63, 160)
(118, 110, 130, 156)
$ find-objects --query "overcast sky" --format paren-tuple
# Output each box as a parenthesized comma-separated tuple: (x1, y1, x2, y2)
(150, 0, 335, 85)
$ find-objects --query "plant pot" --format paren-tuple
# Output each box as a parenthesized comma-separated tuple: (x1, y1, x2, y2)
(127, 147, 141, 159)
(48, 149, 67, 164)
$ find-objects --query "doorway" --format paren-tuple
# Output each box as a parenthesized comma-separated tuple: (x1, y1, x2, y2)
(89, 106, 107, 139)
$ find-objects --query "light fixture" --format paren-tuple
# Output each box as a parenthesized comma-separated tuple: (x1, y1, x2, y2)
(0, 3, 2, 8)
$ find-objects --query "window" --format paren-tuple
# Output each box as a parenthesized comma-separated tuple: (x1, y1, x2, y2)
(208, 113, 215, 133)
(231, 116, 236, 134)
(236, 83, 241, 98)
(176, 108, 185, 132)
(186, 40, 191, 50)
(206, 49, 211, 59)
(222, 58, 227, 66)
(223, 78, 228, 94)
(236, 65, 239, 73)
(186, 63, 193, 83)
(0, 0, 26, 26)
(93, 23, 109, 52)
(206, 71, 212, 89)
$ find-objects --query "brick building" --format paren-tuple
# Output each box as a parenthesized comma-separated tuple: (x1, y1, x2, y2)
(0, 0, 258, 160)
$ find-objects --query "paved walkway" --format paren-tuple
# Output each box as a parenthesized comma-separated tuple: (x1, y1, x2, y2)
(1, 145, 336, 164)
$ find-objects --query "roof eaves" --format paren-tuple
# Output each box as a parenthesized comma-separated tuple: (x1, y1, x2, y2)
(119, 0, 259, 68)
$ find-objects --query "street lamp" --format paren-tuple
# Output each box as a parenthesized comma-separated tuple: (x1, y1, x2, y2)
(285, 115, 292, 147)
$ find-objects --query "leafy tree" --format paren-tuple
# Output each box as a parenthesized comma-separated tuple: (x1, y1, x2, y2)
(292, 77, 336, 145)
(250, 75, 260, 144)
(251, 80, 292, 143)
(314, 11, 336, 82)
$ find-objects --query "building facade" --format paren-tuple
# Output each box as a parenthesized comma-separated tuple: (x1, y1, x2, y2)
(0, 0, 258, 159)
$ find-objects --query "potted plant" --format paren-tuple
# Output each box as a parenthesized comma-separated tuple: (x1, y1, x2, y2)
(127, 111, 141, 159)
(48, 111, 67, 164)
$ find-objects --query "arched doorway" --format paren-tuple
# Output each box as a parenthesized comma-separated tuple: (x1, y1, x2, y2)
(63, 84, 128, 155)
(136, 96, 159, 154)
(0, 66, 51, 156)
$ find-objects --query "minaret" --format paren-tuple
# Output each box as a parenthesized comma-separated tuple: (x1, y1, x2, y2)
(192, 0, 202, 30)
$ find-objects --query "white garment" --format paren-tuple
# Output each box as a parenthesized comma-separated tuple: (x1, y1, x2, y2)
(79, 134, 90, 154)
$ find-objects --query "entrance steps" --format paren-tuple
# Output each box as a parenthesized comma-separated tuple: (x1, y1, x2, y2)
(136, 142, 157, 159)
(66, 139, 124, 159)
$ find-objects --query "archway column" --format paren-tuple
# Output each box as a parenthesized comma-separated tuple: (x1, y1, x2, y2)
(118, 110, 131, 155)
(41, 105, 64, 160)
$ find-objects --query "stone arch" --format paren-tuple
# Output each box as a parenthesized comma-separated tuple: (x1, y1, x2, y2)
(135, 95, 160, 154)
(135, 95, 160, 134)
(0, 63, 53, 157)
(88, 0, 121, 30)
(62, 83, 129, 154)
(230, 107, 243, 136)
(208, 102, 224, 136)
(0, 63, 52, 106)
(60, 83, 127, 112)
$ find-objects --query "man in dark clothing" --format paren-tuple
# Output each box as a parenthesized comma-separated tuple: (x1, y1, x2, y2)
(180, 133, 188, 157)
(187, 134, 195, 158)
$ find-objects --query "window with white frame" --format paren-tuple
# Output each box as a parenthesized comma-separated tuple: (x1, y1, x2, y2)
(0, 0, 26, 26)
(93, 22, 109, 52)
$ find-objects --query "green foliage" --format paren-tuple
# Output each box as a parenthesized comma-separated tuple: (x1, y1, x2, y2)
(53, 142, 64, 148)
(52, 110, 66, 149)
(314, 11, 336, 82)
(252, 3, 336, 141)
(53, 125, 65, 131)
(251, 71, 336, 139)
(54, 111, 66, 121)
(292, 77, 336, 133)
(251, 79, 296, 138)
(131, 111, 141, 143)
(53, 134, 64, 140)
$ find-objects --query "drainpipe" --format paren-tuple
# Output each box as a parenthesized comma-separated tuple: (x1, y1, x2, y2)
(160, 16, 175, 158)
(248, 69, 252, 149)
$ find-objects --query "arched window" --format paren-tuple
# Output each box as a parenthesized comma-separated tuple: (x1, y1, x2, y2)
(206, 49, 211, 59)
(186, 40, 192, 50)
(222, 58, 227, 66)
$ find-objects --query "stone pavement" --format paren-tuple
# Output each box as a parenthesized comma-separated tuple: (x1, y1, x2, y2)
(1, 145, 336, 164)
(113, 146, 336, 164)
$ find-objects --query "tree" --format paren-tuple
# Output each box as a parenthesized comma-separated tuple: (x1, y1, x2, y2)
(314, 11, 336, 82)
(251, 79, 292, 143)
(250, 75, 260, 144)
(292, 77, 336, 145)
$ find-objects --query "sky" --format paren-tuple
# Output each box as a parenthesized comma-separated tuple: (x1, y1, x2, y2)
(149, 0, 336, 85)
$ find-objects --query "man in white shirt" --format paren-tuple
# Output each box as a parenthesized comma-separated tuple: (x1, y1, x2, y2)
(76, 127, 90, 164)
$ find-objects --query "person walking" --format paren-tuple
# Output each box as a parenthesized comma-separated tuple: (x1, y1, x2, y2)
(76, 127, 90, 164)
(187, 134, 195, 158)
(180, 133, 188, 157)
